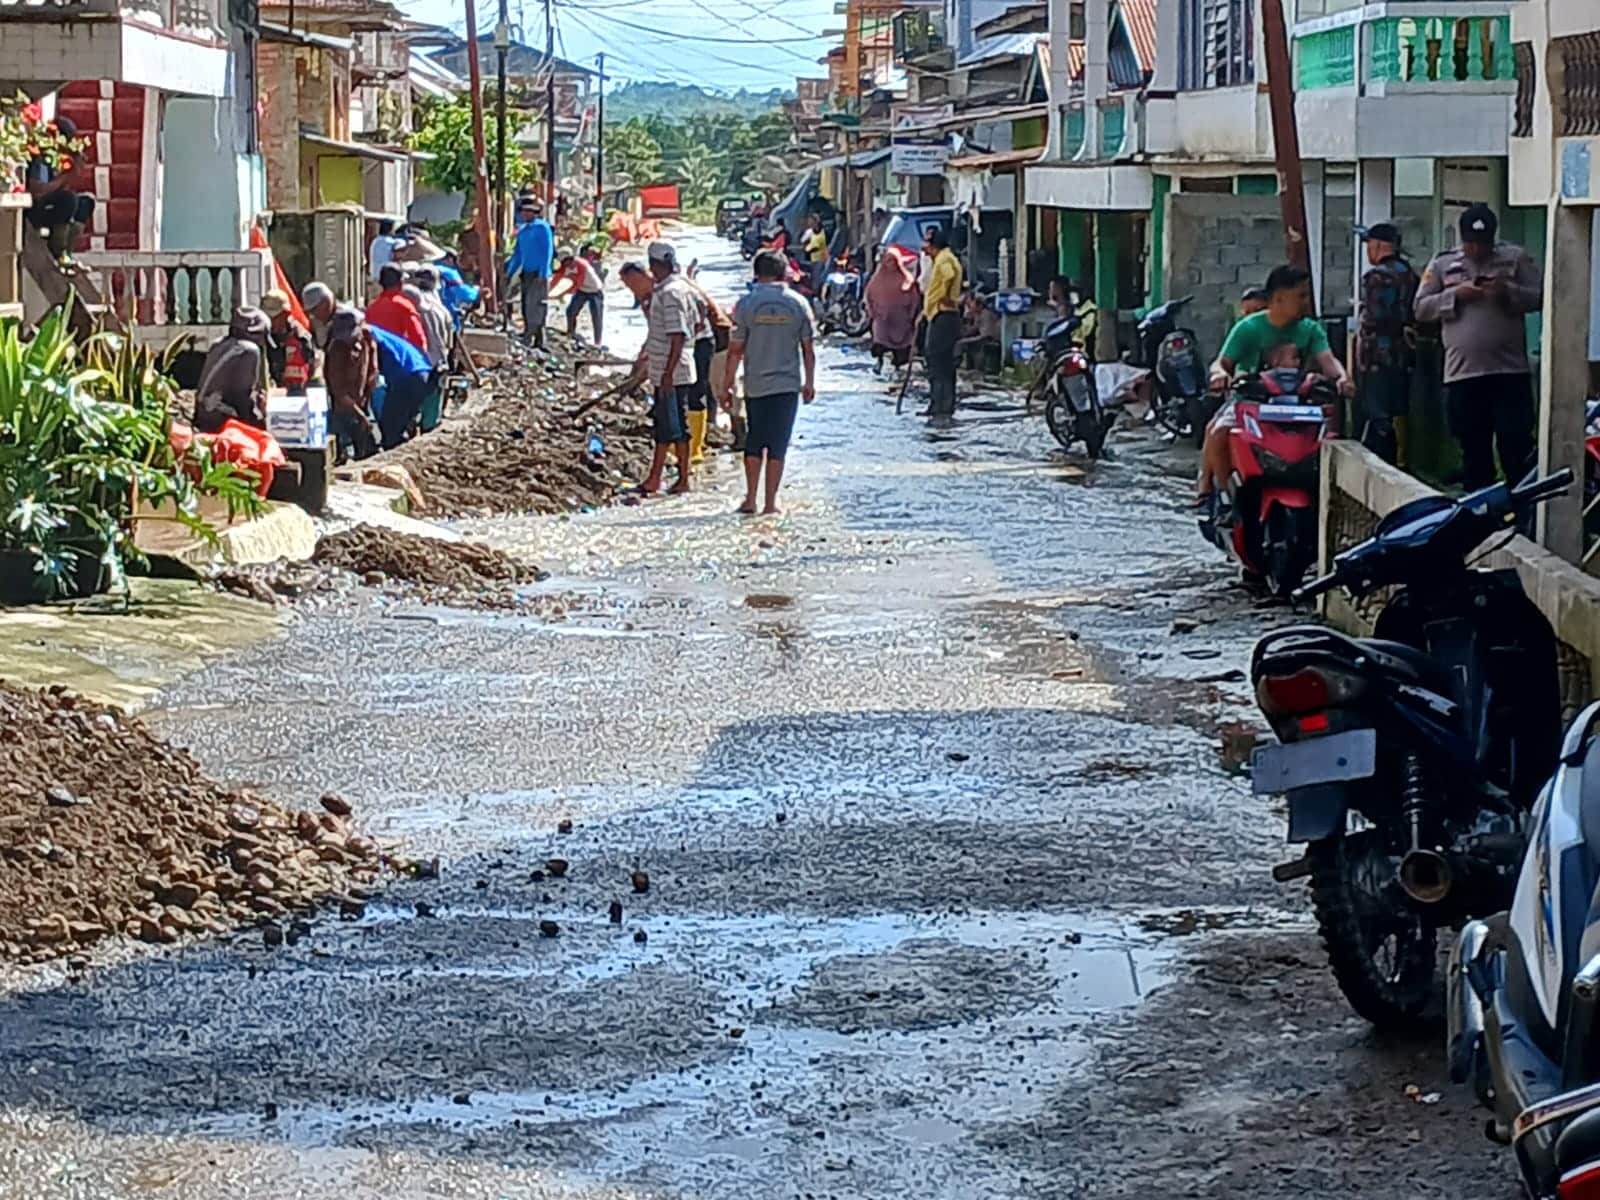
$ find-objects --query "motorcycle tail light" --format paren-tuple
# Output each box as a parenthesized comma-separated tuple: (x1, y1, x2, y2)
(1256, 667, 1366, 717)
(1559, 1163, 1600, 1199)
(1298, 713, 1330, 734)
(1169, 336, 1187, 350)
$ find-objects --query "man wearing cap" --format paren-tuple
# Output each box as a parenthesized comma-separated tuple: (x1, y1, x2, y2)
(195, 307, 272, 433)
(1415, 204, 1543, 490)
(259, 290, 316, 396)
(1355, 222, 1419, 465)
(506, 197, 555, 349)
(640, 240, 698, 494)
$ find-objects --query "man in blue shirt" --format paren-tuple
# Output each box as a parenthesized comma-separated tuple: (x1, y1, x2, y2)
(368, 323, 433, 449)
(505, 196, 555, 348)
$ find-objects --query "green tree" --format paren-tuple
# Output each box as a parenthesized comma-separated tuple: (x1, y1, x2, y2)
(605, 117, 664, 186)
(676, 143, 721, 208)
(410, 94, 534, 199)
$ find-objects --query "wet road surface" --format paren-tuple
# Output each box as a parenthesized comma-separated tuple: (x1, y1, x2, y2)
(0, 231, 1514, 1197)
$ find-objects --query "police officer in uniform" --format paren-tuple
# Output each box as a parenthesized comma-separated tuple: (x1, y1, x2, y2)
(1414, 204, 1543, 490)
(1354, 222, 1418, 465)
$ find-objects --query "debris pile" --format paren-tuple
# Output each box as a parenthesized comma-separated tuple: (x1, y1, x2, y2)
(0, 681, 383, 965)
(215, 525, 545, 610)
(391, 339, 656, 517)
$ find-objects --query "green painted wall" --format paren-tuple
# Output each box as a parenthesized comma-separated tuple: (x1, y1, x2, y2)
(1058, 210, 1088, 281)
(1149, 175, 1172, 307)
(1235, 175, 1278, 195)
(1012, 116, 1045, 150)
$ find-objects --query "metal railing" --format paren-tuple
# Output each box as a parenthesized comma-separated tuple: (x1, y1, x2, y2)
(76, 249, 272, 347)
(0, 0, 219, 33)
(1515, 39, 1536, 137)
(1557, 32, 1600, 138)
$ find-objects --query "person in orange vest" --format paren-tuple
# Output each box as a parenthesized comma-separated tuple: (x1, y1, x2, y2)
(260, 290, 316, 397)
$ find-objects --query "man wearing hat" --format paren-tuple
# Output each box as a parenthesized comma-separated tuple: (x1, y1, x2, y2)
(1355, 222, 1419, 465)
(506, 196, 555, 348)
(259, 289, 316, 396)
(1415, 204, 1543, 490)
(195, 307, 272, 433)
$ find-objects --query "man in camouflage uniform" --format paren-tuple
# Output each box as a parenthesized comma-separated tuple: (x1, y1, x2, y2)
(1355, 222, 1419, 466)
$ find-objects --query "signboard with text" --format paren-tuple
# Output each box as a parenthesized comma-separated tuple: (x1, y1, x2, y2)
(892, 138, 950, 176)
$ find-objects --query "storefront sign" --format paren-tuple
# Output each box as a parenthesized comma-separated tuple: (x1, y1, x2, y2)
(892, 138, 950, 176)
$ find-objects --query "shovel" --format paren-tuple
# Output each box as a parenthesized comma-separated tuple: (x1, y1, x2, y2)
(568, 375, 641, 421)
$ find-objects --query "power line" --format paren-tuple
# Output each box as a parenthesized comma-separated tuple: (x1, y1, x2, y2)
(550, 3, 825, 44)
(558, 3, 807, 80)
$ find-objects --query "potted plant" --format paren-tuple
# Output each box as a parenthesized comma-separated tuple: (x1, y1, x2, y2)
(0, 93, 82, 196)
(0, 307, 264, 604)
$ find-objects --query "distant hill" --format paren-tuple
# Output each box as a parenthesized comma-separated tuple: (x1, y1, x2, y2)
(606, 81, 791, 122)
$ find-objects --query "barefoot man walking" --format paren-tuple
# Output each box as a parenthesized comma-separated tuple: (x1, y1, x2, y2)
(722, 249, 817, 515)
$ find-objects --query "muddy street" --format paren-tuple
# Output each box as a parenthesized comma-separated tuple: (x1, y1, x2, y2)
(0, 231, 1512, 1198)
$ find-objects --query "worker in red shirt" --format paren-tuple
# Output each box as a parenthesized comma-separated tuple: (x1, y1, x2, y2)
(364, 262, 428, 353)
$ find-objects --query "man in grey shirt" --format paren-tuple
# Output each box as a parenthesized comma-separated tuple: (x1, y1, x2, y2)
(722, 250, 817, 515)
(1414, 204, 1543, 490)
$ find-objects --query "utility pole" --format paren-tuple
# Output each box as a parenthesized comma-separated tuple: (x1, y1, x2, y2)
(544, 0, 556, 207)
(1260, 0, 1313, 291)
(495, 0, 510, 256)
(594, 52, 606, 231)
(464, 0, 496, 312)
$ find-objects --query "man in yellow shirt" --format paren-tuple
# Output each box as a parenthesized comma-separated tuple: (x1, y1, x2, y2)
(921, 225, 963, 421)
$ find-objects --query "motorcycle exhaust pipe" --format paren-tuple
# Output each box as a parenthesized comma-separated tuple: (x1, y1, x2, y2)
(1399, 848, 1454, 905)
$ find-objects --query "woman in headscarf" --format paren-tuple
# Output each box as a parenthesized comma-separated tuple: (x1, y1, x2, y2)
(865, 244, 920, 380)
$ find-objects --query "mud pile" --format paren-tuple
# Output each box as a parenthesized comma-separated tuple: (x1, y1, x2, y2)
(391, 338, 657, 517)
(0, 681, 383, 964)
(216, 526, 545, 610)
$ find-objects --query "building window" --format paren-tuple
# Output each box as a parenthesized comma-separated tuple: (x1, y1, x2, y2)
(1179, 0, 1254, 90)
(1513, 40, 1535, 138)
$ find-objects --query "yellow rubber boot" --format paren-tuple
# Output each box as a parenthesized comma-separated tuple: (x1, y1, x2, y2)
(688, 409, 708, 465)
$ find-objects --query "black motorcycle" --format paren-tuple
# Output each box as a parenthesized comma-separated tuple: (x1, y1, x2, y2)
(816, 250, 869, 337)
(1132, 295, 1209, 446)
(739, 218, 764, 261)
(1250, 470, 1570, 1029)
(1026, 314, 1107, 457)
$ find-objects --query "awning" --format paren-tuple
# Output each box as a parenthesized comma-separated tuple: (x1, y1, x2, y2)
(895, 102, 1047, 135)
(945, 146, 1043, 171)
(258, 20, 353, 50)
(1025, 161, 1153, 211)
(301, 132, 411, 163)
(815, 146, 894, 170)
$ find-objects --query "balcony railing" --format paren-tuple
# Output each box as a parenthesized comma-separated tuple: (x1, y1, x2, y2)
(76, 249, 272, 347)
(0, 0, 220, 35)
(1296, 11, 1514, 91)
(1062, 97, 1132, 160)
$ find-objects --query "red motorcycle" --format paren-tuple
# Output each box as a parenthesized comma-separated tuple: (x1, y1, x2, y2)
(1209, 367, 1336, 596)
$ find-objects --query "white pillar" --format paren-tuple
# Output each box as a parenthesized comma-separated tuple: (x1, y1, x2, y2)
(1353, 157, 1395, 312)
(1538, 201, 1591, 565)
(1083, 0, 1109, 160)
(1047, 0, 1071, 158)
(1305, 159, 1326, 308)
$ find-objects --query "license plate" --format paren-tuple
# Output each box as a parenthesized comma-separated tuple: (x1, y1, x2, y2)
(1257, 404, 1325, 423)
(1251, 728, 1376, 795)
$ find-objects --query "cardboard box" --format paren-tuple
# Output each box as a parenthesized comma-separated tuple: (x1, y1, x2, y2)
(265, 387, 329, 449)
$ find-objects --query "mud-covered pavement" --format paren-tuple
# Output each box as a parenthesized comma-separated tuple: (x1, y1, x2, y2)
(0, 230, 1513, 1198)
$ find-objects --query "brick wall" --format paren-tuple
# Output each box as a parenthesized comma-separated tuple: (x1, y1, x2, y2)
(257, 42, 301, 212)
(1163, 192, 1284, 356)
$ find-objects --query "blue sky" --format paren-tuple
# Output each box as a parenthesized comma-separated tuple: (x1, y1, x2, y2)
(399, 0, 839, 91)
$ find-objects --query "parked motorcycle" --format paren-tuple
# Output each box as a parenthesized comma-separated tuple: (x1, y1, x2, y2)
(1204, 367, 1334, 597)
(1133, 295, 1209, 445)
(816, 251, 869, 337)
(740, 219, 764, 261)
(1251, 470, 1567, 1030)
(1030, 314, 1107, 457)
(1450, 596, 1600, 1197)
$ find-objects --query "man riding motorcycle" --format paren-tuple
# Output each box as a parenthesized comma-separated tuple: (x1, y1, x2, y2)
(1197, 264, 1355, 536)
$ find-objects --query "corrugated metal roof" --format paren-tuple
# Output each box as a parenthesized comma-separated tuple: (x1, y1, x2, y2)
(945, 145, 1043, 171)
(958, 31, 1044, 68)
(1118, 0, 1158, 75)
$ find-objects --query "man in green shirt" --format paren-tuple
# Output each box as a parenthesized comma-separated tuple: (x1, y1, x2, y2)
(1197, 264, 1354, 513)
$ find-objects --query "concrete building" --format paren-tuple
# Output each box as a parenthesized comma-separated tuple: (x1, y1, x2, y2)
(1507, 0, 1600, 565)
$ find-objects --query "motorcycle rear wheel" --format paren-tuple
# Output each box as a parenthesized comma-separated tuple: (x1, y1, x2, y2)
(840, 301, 871, 339)
(1265, 506, 1315, 598)
(1309, 832, 1437, 1030)
(1044, 392, 1078, 451)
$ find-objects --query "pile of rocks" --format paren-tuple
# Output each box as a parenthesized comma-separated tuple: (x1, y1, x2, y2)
(0, 681, 385, 965)
(215, 525, 547, 611)
(390, 338, 657, 517)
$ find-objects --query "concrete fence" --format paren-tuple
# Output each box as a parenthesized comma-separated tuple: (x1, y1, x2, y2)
(1319, 439, 1600, 717)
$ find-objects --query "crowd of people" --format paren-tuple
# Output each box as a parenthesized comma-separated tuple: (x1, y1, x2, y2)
(191, 228, 481, 464)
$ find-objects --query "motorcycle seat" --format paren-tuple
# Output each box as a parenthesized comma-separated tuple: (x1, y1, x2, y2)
(1254, 626, 1454, 695)
(1556, 1103, 1600, 1174)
